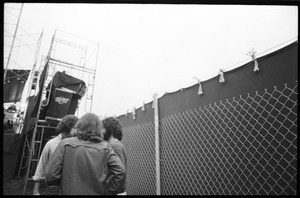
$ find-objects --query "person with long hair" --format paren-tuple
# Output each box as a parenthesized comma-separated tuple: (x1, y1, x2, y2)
(44, 113, 125, 195)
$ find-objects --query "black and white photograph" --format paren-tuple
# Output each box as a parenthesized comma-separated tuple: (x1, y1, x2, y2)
(3, 2, 298, 195)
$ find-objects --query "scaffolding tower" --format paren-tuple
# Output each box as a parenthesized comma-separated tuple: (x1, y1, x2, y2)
(18, 29, 99, 194)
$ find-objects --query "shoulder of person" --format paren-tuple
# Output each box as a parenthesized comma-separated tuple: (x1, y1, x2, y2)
(45, 137, 57, 146)
(47, 134, 61, 143)
(99, 140, 112, 149)
(60, 136, 78, 145)
(111, 140, 124, 148)
(61, 137, 111, 150)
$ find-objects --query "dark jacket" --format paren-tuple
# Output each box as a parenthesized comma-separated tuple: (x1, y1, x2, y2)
(108, 139, 127, 193)
(45, 137, 125, 195)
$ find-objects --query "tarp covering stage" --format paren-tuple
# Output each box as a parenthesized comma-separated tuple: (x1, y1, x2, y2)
(21, 62, 86, 135)
(39, 71, 87, 119)
(3, 61, 87, 181)
(48, 71, 87, 95)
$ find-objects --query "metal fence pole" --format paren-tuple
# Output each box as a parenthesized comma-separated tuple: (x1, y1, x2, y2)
(153, 93, 161, 195)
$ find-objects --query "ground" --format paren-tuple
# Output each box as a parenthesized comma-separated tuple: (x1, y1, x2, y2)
(3, 176, 48, 195)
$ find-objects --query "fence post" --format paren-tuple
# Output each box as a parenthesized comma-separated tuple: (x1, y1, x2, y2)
(153, 93, 161, 195)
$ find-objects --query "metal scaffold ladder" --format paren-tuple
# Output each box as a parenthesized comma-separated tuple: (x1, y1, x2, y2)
(21, 54, 52, 194)
(18, 29, 99, 195)
(20, 31, 57, 194)
(21, 123, 56, 194)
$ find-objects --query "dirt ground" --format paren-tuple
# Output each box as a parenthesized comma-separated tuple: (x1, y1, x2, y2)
(3, 176, 48, 195)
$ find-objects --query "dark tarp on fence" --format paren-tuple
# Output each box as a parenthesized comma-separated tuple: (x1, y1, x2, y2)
(159, 41, 298, 118)
(158, 41, 298, 195)
(117, 41, 298, 195)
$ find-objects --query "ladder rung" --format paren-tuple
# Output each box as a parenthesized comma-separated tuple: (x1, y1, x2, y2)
(20, 165, 27, 169)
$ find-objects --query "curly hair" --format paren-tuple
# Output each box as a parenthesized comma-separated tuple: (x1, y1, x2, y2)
(56, 115, 79, 134)
(102, 117, 123, 141)
(74, 113, 103, 143)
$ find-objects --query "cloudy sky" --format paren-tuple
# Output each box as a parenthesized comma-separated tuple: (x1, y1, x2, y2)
(4, 3, 298, 117)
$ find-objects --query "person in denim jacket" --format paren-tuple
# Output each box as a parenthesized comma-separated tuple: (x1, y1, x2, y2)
(45, 113, 125, 195)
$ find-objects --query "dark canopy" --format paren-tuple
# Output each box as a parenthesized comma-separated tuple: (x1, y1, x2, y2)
(4, 69, 30, 103)
(49, 71, 86, 97)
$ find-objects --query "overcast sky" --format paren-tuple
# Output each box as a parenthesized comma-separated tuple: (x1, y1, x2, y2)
(4, 3, 298, 117)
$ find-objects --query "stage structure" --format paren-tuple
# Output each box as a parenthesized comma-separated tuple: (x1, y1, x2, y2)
(18, 29, 99, 194)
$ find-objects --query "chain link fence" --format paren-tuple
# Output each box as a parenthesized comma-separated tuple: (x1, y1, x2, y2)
(120, 81, 297, 195)
(160, 82, 297, 195)
(118, 43, 297, 195)
(122, 122, 156, 195)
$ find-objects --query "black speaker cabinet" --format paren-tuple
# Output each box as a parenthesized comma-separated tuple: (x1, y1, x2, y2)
(46, 88, 78, 119)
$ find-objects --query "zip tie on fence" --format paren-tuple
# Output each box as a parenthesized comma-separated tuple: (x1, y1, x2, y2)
(193, 76, 203, 95)
(253, 59, 259, 72)
(219, 69, 225, 83)
(246, 48, 259, 72)
(132, 107, 136, 119)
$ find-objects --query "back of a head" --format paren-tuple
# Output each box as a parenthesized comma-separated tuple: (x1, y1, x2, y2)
(56, 114, 79, 134)
(102, 117, 123, 141)
(74, 113, 103, 142)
